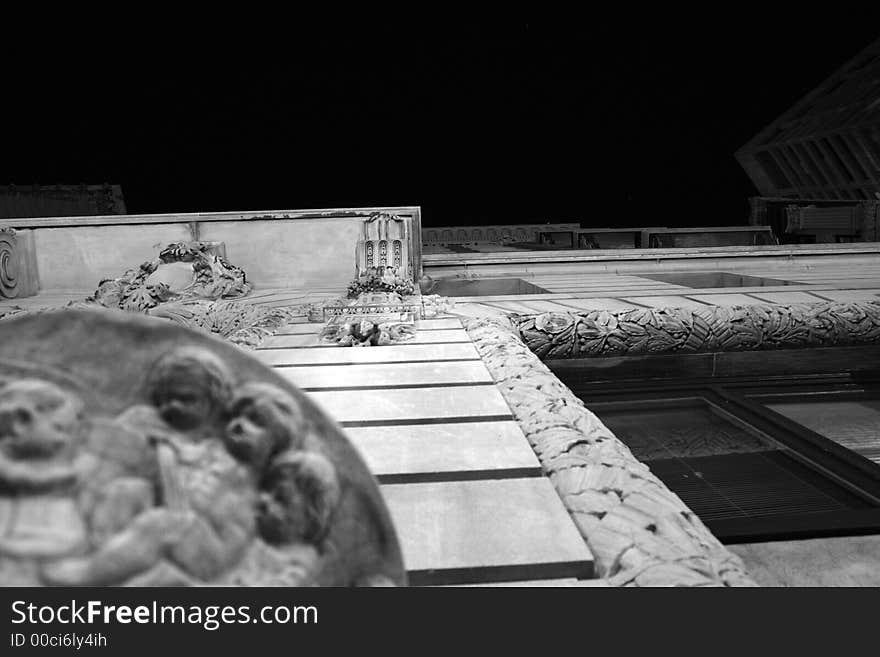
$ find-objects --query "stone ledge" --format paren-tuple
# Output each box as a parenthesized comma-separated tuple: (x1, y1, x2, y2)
(463, 315, 757, 587)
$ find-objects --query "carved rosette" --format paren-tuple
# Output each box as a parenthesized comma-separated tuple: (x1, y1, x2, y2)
(515, 301, 880, 360)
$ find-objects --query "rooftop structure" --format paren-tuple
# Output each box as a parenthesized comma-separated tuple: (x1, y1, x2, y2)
(735, 37, 880, 202)
(0, 184, 126, 218)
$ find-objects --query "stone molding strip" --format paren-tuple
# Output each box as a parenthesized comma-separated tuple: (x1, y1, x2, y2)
(463, 315, 757, 587)
(513, 300, 880, 361)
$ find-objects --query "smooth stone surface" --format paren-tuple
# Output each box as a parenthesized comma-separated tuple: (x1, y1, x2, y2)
(516, 299, 591, 312)
(746, 291, 827, 304)
(306, 385, 513, 424)
(238, 292, 310, 306)
(382, 478, 593, 575)
(551, 297, 643, 312)
(33, 224, 193, 291)
(481, 300, 544, 313)
(687, 293, 769, 306)
(446, 302, 510, 318)
(200, 218, 365, 289)
(256, 343, 480, 366)
(262, 329, 470, 348)
(729, 535, 880, 587)
(623, 295, 711, 309)
(344, 421, 540, 477)
(276, 361, 494, 389)
(144, 261, 195, 292)
(808, 289, 880, 302)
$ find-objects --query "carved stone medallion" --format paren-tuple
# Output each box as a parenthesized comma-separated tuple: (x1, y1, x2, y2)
(0, 309, 406, 587)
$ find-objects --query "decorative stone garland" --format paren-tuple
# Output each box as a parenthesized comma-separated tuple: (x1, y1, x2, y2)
(514, 301, 880, 360)
(0, 241, 300, 350)
(464, 315, 757, 587)
(146, 300, 298, 350)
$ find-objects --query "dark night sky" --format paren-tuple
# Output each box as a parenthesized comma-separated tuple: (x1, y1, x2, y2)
(3, 19, 878, 228)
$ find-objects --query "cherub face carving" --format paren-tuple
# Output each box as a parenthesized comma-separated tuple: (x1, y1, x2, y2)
(146, 347, 233, 432)
(0, 379, 83, 459)
(225, 382, 305, 471)
(257, 451, 340, 546)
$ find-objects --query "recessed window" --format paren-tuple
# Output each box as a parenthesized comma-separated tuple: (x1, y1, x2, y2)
(577, 380, 880, 543)
(594, 398, 872, 530)
(756, 395, 880, 466)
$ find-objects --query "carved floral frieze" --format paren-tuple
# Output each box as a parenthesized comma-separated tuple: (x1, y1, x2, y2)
(514, 301, 880, 360)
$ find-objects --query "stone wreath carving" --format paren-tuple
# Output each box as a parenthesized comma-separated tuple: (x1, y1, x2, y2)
(515, 300, 880, 360)
(0, 310, 405, 587)
(87, 241, 251, 312)
(23, 240, 292, 349)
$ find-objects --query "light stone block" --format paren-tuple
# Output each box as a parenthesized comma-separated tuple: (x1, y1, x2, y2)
(306, 385, 513, 424)
(344, 421, 540, 477)
(382, 478, 593, 579)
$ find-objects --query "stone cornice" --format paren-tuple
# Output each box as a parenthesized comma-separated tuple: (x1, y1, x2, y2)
(513, 300, 880, 360)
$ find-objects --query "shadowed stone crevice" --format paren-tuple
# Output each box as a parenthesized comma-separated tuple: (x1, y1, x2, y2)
(463, 314, 757, 587)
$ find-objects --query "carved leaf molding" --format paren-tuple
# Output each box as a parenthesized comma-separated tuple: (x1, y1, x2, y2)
(515, 301, 880, 359)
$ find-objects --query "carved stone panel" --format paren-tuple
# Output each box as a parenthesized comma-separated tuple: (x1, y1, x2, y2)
(0, 309, 406, 587)
(355, 213, 411, 282)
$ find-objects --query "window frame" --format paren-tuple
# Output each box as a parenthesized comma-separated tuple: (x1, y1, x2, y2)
(578, 373, 880, 544)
